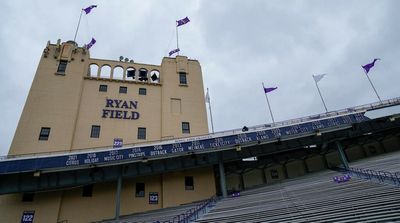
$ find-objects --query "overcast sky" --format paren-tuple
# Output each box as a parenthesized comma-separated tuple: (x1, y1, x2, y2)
(0, 0, 399, 156)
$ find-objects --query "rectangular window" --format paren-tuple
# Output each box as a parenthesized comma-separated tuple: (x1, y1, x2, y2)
(22, 193, 34, 202)
(90, 125, 101, 138)
(179, 72, 187, 85)
(182, 122, 190, 134)
(139, 88, 147, 95)
(135, 183, 145, 197)
(185, 176, 194, 190)
(82, 184, 93, 197)
(138, 127, 146, 140)
(39, 127, 51, 141)
(119, 86, 127, 94)
(57, 60, 68, 73)
(99, 84, 108, 92)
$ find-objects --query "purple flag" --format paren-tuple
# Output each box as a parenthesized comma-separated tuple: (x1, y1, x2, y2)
(86, 38, 96, 49)
(83, 5, 97, 14)
(264, 87, 277, 93)
(169, 48, 180, 56)
(362, 58, 380, 74)
(177, 17, 190, 27)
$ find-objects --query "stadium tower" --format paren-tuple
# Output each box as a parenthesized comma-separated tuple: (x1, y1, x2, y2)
(0, 40, 215, 223)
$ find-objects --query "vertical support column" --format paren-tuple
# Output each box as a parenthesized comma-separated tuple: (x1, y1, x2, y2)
(218, 155, 227, 198)
(378, 141, 387, 153)
(282, 163, 289, 179)
(239, 173, 245, 190)
(303, 158, 310, 173)
(115, 167, 123, 220)
(97, 66, 101, 77)
(261, 167, 267, 184)
(360, 144, 368, 158)
(321, 154, 329, 169)
(336, 141, 349, 170)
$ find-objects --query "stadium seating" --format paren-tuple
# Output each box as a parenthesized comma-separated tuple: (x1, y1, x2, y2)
(350, 150, 400, 172)
(196, 170, 400, 222)
(98, 151, 400, 222)
(195, 151, 400, 222)
(97, 198, 214, 223)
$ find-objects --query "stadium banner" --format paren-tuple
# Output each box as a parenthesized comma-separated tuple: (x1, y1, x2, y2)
(21, 210, 35, 223)
(0, 113, 369, 174)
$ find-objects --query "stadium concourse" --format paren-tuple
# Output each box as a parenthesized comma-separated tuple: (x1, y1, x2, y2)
(98, 150, 400, 223)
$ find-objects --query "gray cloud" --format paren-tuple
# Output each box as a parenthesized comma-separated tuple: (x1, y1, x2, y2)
(1, 0, 399, 155)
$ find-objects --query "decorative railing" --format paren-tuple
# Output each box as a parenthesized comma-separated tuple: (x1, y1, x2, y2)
(161, 197, 216, 223)
(337, 167, 400, 187)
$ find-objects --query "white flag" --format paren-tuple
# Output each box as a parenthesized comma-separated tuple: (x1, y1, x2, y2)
(205, 91, 210, 103)
(313, 74, 326, 83)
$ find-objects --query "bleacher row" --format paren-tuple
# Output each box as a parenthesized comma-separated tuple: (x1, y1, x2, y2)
(195, 151, 400, 223)
(99, 151, 400, 223)
(97, 199, 212, 223)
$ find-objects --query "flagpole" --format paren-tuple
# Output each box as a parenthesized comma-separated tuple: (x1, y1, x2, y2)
(73, 9, 84, 43)
(262, 83, 275, 125)
(313, 76, 328, 113)
(364, 71, 382, 103)
(176, 23, 180, 56)
(207, 88, 215, 133)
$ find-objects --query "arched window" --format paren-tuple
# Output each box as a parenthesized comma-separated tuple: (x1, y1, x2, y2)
(138, 68, 148, 82)
(113, 66, 124, 80)
(126, 67, 136, 81)
(150, 70, 160, 83)
(89, 64, 99, 77)
(100, 65, 111, 78)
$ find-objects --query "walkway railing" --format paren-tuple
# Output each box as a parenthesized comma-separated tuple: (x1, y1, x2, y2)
(337, 167, 400, 187)
(162, 197, 217, 223)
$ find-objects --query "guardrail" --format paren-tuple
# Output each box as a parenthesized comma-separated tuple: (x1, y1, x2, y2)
(161, 197, 217, 223)
(1, 97, 399, 162)
(337, 167, 400, 187)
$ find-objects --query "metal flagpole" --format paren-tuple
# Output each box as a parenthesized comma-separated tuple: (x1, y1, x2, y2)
(207, 88, 215, 133)
(364, 71, 382, 103)
(313, 75, 328, 113)
(73, 9, 84, 42)
(176, 22, 180, 55)
(262, 83, 275, 125)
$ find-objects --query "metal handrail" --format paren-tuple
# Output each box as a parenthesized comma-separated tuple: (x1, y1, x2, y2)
(343, 167, 400, 186)
(164, 197, 216, 223)
(1, 97, 399, 161)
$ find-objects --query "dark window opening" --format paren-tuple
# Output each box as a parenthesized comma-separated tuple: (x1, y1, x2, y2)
(82, 184, 93, 197)
(135, 183, 145, 197)
(139, 88, 147, 95)
(139, 69, 148, 82)
(119, 86, 127, 94)
(57, 60, 68, 73)
(127, 69, 135, 79)
(179, 72, 187, 85)
(182, 122, 190, 134)
(39, 127, 51, 141)
(138, 127, 146, 140)
(22, 193, 34, 202)
(99, 85, 108, 92)
(91, 125, 101, 138)
(185, 176, 194, 190)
